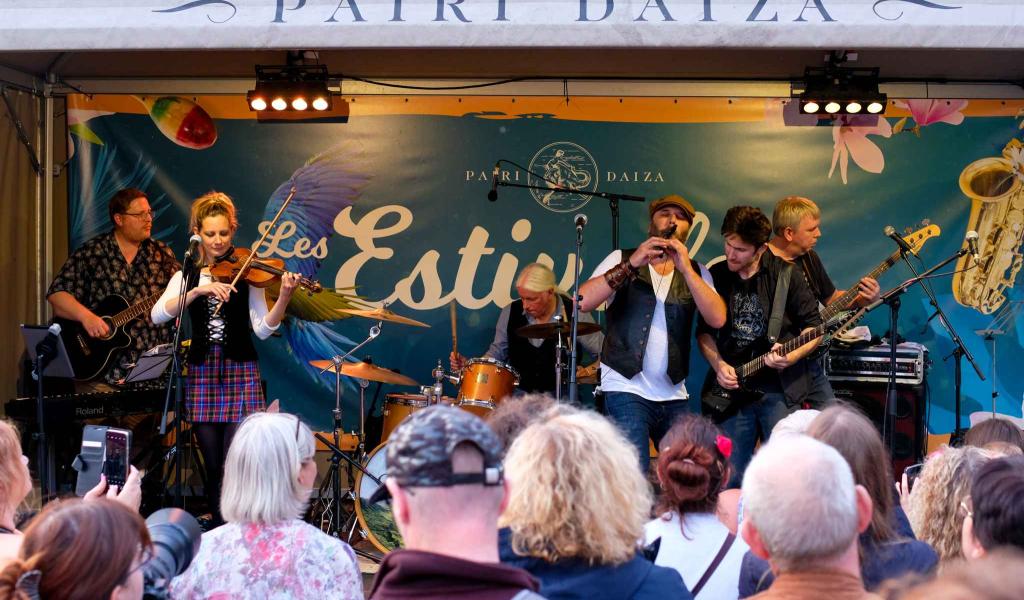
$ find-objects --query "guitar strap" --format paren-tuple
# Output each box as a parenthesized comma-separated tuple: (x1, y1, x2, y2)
(766, 264, 793, 344)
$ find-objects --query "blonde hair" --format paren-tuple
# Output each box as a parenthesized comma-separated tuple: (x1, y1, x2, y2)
(190, 191, 239, 234)
(220, 412, 316, 525)
(908, 446, 991, 562)
(772, 195, 820, 236)
(0, 421, 26, 510)
(515, 263, 559, 294)
(500, 410, 652, 566)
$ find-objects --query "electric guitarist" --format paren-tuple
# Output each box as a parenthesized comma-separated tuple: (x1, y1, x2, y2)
(47, 188, 180, 389)
(696, 206, 823, 486)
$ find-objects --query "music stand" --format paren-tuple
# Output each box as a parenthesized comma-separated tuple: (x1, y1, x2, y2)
(975, 300, 1024, 417)
(123, 344, 173, 384)
(21, 324, 75, 500)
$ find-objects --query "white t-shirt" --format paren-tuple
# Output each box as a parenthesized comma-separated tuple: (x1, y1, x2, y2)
(590, 249, 714, 401)
(644, 512, 748, 600)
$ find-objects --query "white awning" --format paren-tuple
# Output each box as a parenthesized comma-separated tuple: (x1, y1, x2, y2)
(3, 0, 1024, 51)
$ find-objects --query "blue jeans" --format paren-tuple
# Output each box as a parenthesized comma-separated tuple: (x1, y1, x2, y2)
(711, 391, 789, 488)
(803, 356, 835, 409)
(604, 391, 692, 473)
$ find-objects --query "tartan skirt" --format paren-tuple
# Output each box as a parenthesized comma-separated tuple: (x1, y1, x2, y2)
(186, 345, 265, 423)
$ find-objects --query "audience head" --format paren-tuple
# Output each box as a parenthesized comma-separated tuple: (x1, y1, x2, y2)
(382, 405, 506, 551)
(771, 409, 820, 439)
(502, 409, 652, 566)
(961, 455, 1024, 560)
(883, 548, 1024, 600)
(741, 435, 871, 572)
(982, 441, 1023, 457)
(907, 445, 991, 561)
(0, 421, 31, 514)
(485, 393, 560, 456)
(220, 412, 317, 525)
(808, 405, 897, 542)
(655, 414, 731, 519)
(964, 418, 1024, 453)
(0, 498, 151, 600)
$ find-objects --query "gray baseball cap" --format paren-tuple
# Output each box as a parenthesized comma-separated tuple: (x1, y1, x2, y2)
(369, 404, 504, 503)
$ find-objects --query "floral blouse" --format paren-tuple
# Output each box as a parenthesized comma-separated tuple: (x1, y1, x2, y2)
(169, 520, 363, 599)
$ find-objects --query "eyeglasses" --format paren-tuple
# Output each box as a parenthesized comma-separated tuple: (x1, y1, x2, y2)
(122, 210, 155, 221)
(959, 500, 974, 520)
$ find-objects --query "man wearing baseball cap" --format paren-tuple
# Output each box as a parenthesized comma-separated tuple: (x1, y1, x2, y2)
(367, 405, 543, 600)
(579, 194, 726, 472)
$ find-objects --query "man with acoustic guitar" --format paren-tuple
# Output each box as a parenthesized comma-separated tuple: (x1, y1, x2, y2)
(696, 206, 822, 486)
(47, 188, 180, 388)
(766, 196, 881, 407)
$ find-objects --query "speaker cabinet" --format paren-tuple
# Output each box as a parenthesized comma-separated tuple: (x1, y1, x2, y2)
(829, 380, 926, 477)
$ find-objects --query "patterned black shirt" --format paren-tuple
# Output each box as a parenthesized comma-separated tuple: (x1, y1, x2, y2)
(47, 232, 180, 383)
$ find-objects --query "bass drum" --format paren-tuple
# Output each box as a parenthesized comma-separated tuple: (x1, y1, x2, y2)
(353, 442, 403, 555)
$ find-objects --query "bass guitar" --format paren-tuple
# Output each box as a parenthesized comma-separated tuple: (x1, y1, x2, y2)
(55, 291, 165, 381)
(701, 307, 866, 412)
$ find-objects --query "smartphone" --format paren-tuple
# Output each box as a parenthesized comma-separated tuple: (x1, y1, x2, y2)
(103, 428, 132, 488)
(903, 462, 924, 492)
(74, 425, 108, 496)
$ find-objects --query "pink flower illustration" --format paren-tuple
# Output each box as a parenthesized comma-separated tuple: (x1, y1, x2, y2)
(896, 99, 968, 127)
(829, 115, 892, 184)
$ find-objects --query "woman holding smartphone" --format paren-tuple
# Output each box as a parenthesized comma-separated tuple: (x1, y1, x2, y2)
(152, 191, 299, 526)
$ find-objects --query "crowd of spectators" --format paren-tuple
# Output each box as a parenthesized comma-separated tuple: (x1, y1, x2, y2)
(0, 396, 1022, 599)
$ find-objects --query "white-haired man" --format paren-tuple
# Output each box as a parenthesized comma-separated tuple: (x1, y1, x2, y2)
(740, 435, 877, 599)
(367, 405, 542, 600)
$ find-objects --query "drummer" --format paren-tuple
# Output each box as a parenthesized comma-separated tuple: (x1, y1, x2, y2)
(450, 263, 603, 394)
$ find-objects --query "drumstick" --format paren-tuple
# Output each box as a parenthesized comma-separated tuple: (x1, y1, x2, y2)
(450, 300, 459, 357)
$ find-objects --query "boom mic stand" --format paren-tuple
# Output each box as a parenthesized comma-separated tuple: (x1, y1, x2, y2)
(489, 159, 644, 250)
(568, 218, 586, 405)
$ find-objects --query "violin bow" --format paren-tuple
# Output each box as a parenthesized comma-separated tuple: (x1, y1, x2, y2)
(450, 300, 458, 357)
(212, 186, 297, 316)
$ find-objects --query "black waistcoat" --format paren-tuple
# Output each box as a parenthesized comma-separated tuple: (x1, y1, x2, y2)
(602, 252, 699, 384)
(505, 296, 572, 394)
(186, 281, 259, 365)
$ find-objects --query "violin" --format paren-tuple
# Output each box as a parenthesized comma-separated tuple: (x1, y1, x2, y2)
(209, 247, 323, 295)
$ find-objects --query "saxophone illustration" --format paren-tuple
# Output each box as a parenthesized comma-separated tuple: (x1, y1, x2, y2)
(952, 140, 1024, 314)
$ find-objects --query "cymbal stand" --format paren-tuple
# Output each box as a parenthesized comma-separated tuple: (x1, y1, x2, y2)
(314, 321, 382, 539)
(552, 315, 565, 401)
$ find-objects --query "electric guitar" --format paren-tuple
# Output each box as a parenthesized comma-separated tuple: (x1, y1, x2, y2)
(701, 307, 867, 412)
(55, 291, 165, 381)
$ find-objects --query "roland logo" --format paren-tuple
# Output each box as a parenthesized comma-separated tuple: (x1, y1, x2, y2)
(76, 406, 106, 417)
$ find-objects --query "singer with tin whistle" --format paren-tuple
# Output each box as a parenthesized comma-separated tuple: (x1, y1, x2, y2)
(579, 194, 726, 472)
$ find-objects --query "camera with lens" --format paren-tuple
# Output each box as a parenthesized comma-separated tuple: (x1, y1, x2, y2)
(142, 508, 202, 600)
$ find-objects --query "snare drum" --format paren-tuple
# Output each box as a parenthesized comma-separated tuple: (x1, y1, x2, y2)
(457, 358, 520, 418)
(382, 393, 455, 441)
(353, 442, 403, 554)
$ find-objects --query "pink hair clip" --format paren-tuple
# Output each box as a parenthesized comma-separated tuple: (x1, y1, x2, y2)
(715, 435, 733, 459)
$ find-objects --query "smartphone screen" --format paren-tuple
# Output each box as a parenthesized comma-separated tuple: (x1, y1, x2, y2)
(903, 462, 924, 492)
(104, 429, 130, 487)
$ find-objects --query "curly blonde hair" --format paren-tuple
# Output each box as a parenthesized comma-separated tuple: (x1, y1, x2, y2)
(908, 445, 991, 561)
(190, 191, 239, 234)
(500, 410, 653, 566)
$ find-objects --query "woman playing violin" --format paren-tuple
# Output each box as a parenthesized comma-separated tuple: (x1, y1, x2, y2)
(151, 191, 300, 526)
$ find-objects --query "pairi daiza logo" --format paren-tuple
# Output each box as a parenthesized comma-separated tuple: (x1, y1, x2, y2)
(527, 142, 600, 213)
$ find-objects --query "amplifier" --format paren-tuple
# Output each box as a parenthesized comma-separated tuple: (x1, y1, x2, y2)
(826, 343, 927, 385)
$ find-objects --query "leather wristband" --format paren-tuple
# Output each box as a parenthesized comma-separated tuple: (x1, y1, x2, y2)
(603, 260, 638, 290)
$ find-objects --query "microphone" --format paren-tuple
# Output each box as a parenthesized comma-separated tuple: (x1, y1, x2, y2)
(965, 230, 981, 265)
(183, 234, 202, 266)
(487, 162, 500, 202)
(884, 226, 914, 255)
(574, 213, 588, 233)
(32, 323, 62, 380)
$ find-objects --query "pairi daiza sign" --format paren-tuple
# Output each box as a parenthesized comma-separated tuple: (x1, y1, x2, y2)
(5, 0, 1021, 51)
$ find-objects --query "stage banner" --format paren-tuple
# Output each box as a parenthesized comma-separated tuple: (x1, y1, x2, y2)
(66, 93, 1024, 433)
(4, 1, 1024, 50)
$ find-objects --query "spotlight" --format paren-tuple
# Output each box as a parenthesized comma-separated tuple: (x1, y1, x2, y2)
(249, 96, 267, 111)
(291, 97, 308, 111)
(792, 52, 887, 118)
(247, 64, 335, 114)
(312, 97, 329, 111)
(271, 97, 287, 111)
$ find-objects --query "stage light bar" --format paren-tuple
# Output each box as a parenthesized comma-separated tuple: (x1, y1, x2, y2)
(795, 58, 887, 117)
(246, 64, 334, 113)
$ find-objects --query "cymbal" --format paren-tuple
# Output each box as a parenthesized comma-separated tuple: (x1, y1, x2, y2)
(308, 360, 418, 386)
(515, 321, 602, 340)
(336, 307, 430, 328)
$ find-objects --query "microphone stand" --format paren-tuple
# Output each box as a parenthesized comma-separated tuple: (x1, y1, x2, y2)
(866, 245, 979, 455)
(491, 159, 644, 250)
(568, 222, 586, 404)
(897, 251, 984, 446)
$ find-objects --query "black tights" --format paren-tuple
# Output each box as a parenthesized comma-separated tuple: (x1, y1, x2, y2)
(193, 422, 238, 524)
